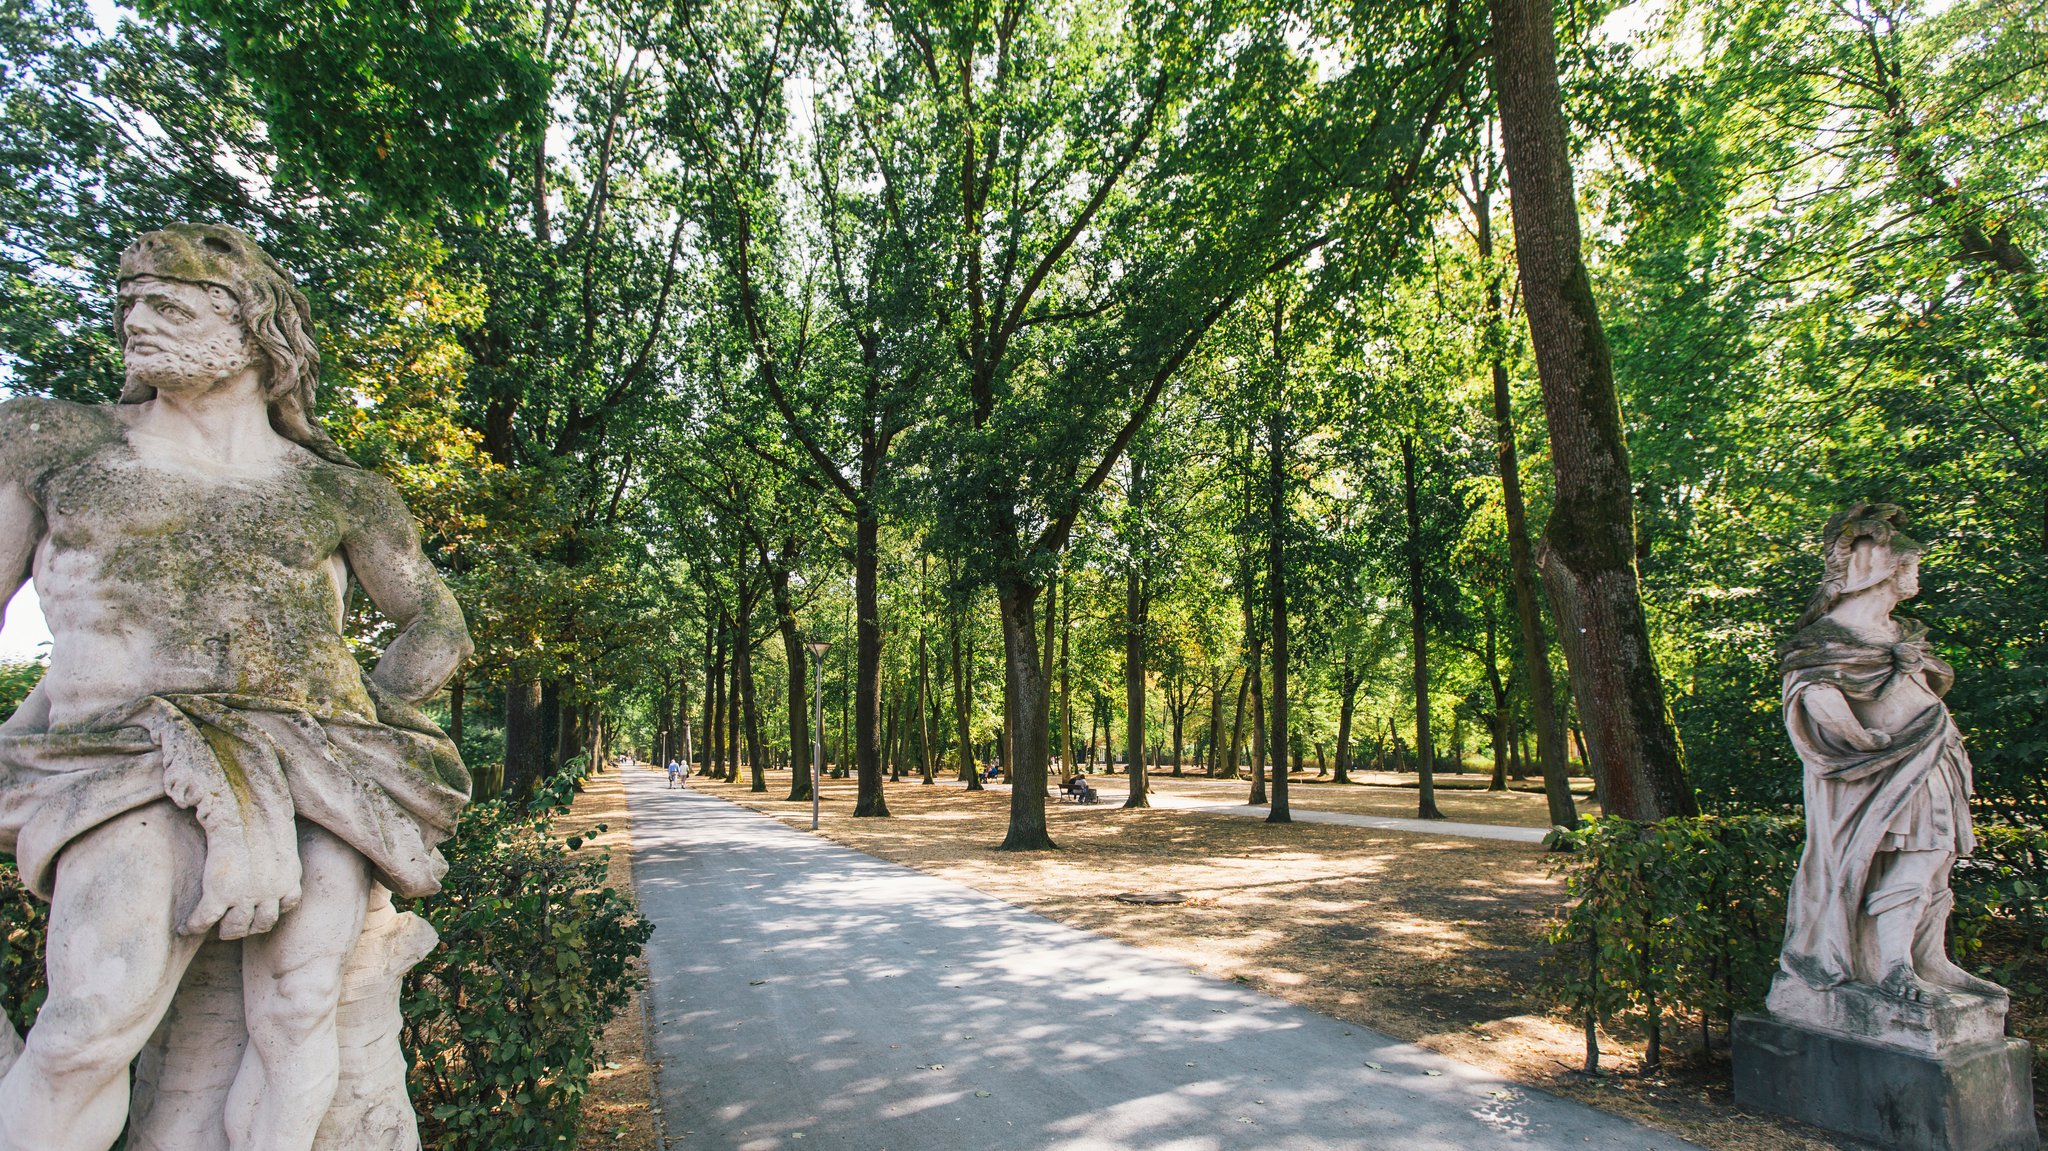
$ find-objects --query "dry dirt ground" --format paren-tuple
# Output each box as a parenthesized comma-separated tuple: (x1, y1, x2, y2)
(555, 765, 663, 1151)
(1139, 768, 1592, 827)
(672, 764, 1914, 1151)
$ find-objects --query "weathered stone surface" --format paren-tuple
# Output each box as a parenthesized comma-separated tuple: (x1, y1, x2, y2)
(0, 223, 471, 1151)
(1734, 1013, 2038, 1151)
(1766, 970, 2009, 1057)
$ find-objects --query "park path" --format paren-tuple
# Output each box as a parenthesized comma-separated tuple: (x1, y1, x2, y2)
(626, 767, 1695, 1151)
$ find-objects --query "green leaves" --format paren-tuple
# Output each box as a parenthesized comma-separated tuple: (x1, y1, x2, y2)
(140, 0, 549, 217)
(400, 766, 653, 1150)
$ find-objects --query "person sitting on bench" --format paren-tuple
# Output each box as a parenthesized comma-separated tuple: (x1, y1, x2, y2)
(1061, 775, 1097, 803)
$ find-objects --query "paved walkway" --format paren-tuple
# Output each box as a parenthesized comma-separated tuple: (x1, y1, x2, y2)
(626, 768, 1695, 1151)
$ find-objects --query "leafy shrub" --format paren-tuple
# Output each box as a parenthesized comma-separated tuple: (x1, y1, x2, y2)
(1544, 812, 2045, 1071)
(0, 857, 48, 1037)
(1544, 814, 1802, 1071)
(1952, 822, 2048, 998)
(402, 767, 653, 1150)
(0, 661, 43, 723)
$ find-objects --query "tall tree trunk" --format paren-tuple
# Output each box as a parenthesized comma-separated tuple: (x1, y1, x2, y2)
(708, 610, 724, 770)
(503, 678, 545, 802)
(997, 582, 1055, 850)
(1403, 432, 1446, 820)
(725, 617, 743, 782)
(1490, 0, 1693, 820)
(708, 620, 727, 776)
(1476, 158, 1580, 831)
(1485, 599, 1511, 791)
(1124, 456, 1151, 809)
(1334, 653, 1358, 785)
(1170, 684, 1185, 777)
(1207, 668, 1227, 777)
(885, 690, 902, 782)
(1059, 581, 1076, 781)
(1222, 667, 1248, 780)
(1248, 644, 1268, 806)
(778, 587, 811, 801)
(1266, 386, 1292, 824)
(918, 612, 935, 785)
(1043, 565, 1059, 780)
(854, 511, 890, 816)
(952, 605, 980, 790)
(541, 681, 564, 771)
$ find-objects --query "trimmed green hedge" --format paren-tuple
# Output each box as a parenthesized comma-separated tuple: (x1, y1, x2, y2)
(1545, 813, 2048, 1072)
(402, 766, 653, 1150)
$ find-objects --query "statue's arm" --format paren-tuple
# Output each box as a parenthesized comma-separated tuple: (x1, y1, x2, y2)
(1798, 682, 1892, 752)
(0, 483, 35, 636)
(342, 475, 473, 704)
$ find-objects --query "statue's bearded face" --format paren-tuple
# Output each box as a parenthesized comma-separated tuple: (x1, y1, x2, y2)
(119, 275, 260, 397)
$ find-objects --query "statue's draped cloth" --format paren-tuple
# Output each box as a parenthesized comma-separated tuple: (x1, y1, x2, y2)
(0, 689, 468, 906)
(1778, 619, 1974, 989)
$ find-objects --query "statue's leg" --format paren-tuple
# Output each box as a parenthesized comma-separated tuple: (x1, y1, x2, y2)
(1911, 862, 2006, 995)
(0, 802, 206, 1151)
(223, 821, 370, 1151)
(1866, 848, 1949, 1002)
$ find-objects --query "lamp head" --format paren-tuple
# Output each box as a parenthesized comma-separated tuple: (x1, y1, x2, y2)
(807, 640, 831, 660)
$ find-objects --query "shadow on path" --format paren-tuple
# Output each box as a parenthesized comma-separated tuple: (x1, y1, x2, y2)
(627, 768, 1697, 1151)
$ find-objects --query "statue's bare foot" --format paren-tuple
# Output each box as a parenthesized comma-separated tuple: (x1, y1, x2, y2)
(1878, 963, 1949, 1005)
(1920, 954, 2006, 998)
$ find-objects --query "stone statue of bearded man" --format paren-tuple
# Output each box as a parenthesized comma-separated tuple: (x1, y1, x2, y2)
(1769, 503, 2006, 1049)
(0, 224, 471, 1151)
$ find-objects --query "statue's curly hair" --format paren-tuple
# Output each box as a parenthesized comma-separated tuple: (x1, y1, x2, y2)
(116, 223, 356, 467)
(1794, 502, 1922, 629)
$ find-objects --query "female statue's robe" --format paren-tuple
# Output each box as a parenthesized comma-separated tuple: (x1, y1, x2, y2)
(1776, 618, 1974, 989)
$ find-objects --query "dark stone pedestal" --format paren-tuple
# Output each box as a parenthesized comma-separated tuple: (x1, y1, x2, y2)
(1734, 1013, 2038, 1151)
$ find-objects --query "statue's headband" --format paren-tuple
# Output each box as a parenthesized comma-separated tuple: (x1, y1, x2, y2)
(1823, 502, 1921, 595)
(117, 223, 296, 309)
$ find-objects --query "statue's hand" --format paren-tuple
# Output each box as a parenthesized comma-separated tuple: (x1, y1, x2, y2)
(1890, 643, 1928, 678)
(181, 884, 302, 939)
(1805, 684, 1893, 753)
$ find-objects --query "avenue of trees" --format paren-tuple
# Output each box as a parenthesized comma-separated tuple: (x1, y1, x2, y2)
(2, 0, 2043, 851)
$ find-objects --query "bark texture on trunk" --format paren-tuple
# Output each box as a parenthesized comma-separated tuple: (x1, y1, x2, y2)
(1477, 165, 1580, 831)
(779, 583, 812, 801)
(1490, 0, 1693, 820)
(854, 512, 890, 816)
(1222, 666, 1247, 780)
(1124, 458, 1151, 809)
(1402, 433, 1445, 820)
(952, 611, 980, 789)
(998, 584, 1056, 850)
(1247, 647, 1267, 807)
(1266, 400, 1291, 823)
(1059, 587, 1076, 781)
(1334, 652, 1358, 785)
(503, 678, 545, 801)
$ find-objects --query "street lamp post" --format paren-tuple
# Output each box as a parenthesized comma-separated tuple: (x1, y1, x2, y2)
(807, 639, 830, 830)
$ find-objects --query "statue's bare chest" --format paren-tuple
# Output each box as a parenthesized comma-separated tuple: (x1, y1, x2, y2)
(38, 445, 346, 579)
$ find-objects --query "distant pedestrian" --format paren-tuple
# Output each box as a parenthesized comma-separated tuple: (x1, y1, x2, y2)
(667, 759, 683, 788)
